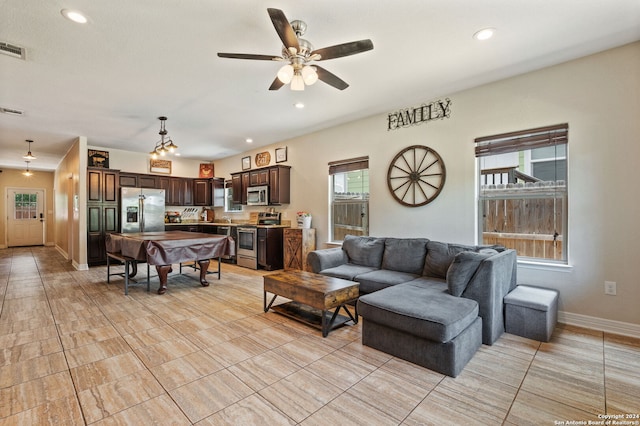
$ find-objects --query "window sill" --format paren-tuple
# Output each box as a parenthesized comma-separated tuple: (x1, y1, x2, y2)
(517, 260, 573, 273)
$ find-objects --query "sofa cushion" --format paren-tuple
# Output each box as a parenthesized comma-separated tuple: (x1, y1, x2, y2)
(357, 282, 479, 343)
(320, 264, 378, 281)
(423, 241, 477, 279)
(355, 269, 422, 294)
(343, 235, 386, 268)
(381, 238, 428, 274)
(447, 251, 492, 296)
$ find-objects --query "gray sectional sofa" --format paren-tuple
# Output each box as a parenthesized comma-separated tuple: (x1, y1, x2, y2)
(307, 235, 517, 377)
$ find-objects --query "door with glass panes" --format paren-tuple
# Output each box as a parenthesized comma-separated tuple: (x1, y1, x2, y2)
(7, 189, 45, 247)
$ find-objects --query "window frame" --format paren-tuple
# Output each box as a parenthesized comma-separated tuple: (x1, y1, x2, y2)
(476, 124, 569, 265)
(328, 156, 369, 243)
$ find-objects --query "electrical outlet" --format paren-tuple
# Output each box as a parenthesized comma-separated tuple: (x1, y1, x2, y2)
(604, 281, 617, 296)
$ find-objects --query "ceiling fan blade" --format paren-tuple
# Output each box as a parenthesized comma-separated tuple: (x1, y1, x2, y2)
(217, 53, 281, 61)
(313, 39, 374, 60)
(267, 8, 300, 51)
(269, 77, 285, 91)
(314, 66, 349, 90)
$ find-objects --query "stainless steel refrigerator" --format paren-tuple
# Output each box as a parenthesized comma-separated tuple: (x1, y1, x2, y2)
(121, 188, 165, 233)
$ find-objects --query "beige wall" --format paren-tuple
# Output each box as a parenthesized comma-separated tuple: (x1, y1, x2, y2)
(211, 42, 640, 328)
(41, 41, 640, 330)
(87, 146, 205, 178)
(53, 137, 83, 267)
(0, 168, 55, 248)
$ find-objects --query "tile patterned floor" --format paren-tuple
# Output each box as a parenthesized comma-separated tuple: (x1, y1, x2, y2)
(1, 246, 639, 425)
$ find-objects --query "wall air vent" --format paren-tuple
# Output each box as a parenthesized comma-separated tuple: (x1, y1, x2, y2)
(0, 107, 24, 116)
(0, 42, 26, 60)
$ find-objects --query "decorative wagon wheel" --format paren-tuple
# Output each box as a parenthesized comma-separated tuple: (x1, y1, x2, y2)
(387, 145, 446, 207)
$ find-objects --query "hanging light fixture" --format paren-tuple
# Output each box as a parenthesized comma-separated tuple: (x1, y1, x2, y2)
(276, 59, 318, 91)
(23, 161, 33, 177)
(149, 116, 178, 159)
(23, 139, 36, 160)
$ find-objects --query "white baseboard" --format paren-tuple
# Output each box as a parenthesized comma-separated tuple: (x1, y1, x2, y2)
(73, 261, 89, 271)
(558, 311, 640, 339)
(55, 245, 69, 260)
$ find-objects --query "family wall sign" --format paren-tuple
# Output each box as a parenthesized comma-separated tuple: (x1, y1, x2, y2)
(387, 98, 452, 131)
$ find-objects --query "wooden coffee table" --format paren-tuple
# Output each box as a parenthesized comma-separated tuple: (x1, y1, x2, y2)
(263, 270, 359, 337)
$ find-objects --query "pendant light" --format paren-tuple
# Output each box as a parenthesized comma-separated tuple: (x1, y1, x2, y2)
(149, 117, 178, 159)
(23, 139, 36, 160)
(23, 161, 33, 177)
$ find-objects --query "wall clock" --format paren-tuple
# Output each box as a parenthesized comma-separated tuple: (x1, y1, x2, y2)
(387, 145, 446, 207)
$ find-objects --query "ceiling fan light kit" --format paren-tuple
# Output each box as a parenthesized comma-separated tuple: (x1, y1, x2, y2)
(218, 8, 373, 91)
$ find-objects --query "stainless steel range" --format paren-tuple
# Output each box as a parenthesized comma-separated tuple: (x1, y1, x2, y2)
(236, 226, 257, 269)
(236, 211, 281, 270)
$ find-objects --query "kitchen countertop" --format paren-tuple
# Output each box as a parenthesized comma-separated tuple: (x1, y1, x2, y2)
(164, 222, 291, 228)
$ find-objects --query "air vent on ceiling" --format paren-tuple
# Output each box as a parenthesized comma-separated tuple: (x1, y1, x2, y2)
(0, 42, 26, 60)
(0, 107, 24, 116)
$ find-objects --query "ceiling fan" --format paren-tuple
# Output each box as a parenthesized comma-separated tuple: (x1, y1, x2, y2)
(217, 8, 373, 91)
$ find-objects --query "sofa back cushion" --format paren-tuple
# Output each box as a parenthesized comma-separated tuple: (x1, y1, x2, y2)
(447, 251, 492, 296)
(342, 235, 386, 268)
(381, 238, 429, 274)
(423, 241, 478, 279)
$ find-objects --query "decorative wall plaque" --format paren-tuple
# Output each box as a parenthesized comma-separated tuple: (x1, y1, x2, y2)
(199, 163, 214, 178)
(150, 158, 172, 174)
(275, 147, 287, 163)
(387, 98, 452, 131)
(88, 150, 109, 168)
(255, 151, 271, 167)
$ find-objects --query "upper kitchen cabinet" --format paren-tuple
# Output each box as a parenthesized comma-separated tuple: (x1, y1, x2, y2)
(231, 165, 290, 205)
(249, 169, 269, 186)
(138, 174, 157, 188)
(193, 178, 212, 206)
(118, 172, 138, 188)
(88, 168, 119, 203)
(182, 178, 194, 206)
(269, 165, 290, 204)
(231, 172, 249, 205)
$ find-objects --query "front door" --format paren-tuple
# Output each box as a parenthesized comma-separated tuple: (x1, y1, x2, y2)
(7, 188, 45, 247)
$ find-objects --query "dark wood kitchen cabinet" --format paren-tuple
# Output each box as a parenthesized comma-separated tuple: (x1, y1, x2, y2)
(249, 169, 269, 186)
(182, 178, 194, 205)
(193, 179, 212, 206)
(257, 227, 284, 271)
(88, 168, 118, 203)
(118, 173, 138, 188)
(231, 172, 249, 204)
(231, 166, 290, 205)
(160, 177, 186, 205)
(138, 174, 157, 188)
(269, 165, 290, 204)
(87, 168, 119, 266)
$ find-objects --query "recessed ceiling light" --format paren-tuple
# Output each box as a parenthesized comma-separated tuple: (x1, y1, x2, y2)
(61, 9, 89, 24)
(473, 28, 495, 41)
(246, 138, 253, 143)
(294, 102, 305, 109)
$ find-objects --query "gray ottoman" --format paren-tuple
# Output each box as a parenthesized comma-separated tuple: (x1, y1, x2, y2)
(504, 285, 558, 342)
(357, 282, 482, 377)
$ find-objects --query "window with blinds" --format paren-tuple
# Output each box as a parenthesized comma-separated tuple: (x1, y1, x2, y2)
(328, 156, 369, 242)
(476, 124, 568, 263)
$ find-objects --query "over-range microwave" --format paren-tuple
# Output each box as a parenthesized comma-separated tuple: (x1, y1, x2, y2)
(247, 185, 269, 206)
